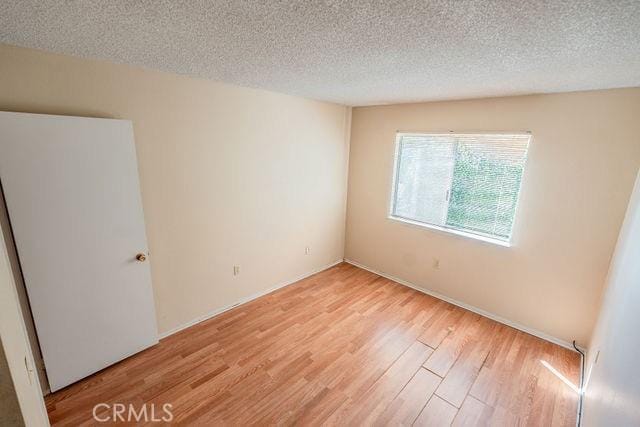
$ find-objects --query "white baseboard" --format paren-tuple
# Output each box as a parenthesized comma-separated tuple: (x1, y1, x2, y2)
(158, 259, 344, 339)
(344, 258, 583, 353)
(159, 257, 583, 354)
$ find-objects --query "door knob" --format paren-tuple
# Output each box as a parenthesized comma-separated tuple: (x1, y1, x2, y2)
(135, 253, 147, 262)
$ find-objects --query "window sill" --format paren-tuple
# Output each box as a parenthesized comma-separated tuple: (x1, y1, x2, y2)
(388, 215, 512, 247)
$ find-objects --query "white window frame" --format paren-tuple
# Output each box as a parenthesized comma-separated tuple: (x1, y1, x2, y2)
(388, 132, 531, 247)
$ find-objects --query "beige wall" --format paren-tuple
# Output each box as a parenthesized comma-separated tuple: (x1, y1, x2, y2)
(583, 170, 640, 426)
(0, 44, 350, 335)
(345, 89, 640, 346)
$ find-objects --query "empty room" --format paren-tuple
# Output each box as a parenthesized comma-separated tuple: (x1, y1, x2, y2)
(1, 1, 639, 426)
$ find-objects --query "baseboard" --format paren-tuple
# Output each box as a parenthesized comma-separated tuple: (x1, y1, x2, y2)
(344, 258, 583, 353)
(158, 259, 344, 339)
(159, 257, 583, 354)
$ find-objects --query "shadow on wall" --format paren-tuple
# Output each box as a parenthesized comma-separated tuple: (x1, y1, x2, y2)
(0, 337, 25, 427)
(1, 106, 116, 121)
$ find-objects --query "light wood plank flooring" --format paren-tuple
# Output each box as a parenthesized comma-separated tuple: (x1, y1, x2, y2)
(46, 263, 580, 426)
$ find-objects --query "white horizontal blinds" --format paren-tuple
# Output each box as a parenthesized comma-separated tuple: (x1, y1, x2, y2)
(445, 134, 530, 240)
(392, 133, 530, 242)
(393, 135, 455, 225)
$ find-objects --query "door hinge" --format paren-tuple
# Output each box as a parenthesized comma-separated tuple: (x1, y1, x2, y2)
(24, 356, 34, 385)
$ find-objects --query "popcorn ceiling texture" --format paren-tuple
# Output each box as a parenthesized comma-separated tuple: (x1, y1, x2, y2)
(1, 0, 639, 106)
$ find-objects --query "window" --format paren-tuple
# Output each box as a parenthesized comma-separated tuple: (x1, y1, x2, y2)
(390, 133, 531, 246)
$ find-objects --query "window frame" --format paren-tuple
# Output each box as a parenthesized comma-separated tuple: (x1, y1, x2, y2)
(388, 132, 531, 247)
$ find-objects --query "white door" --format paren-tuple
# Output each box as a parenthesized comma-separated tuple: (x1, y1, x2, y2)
(0, 112, 158, 392)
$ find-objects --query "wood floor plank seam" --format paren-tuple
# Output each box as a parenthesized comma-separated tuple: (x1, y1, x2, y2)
(435, 339, 494, 409)
(355, 335, 419, 400)
(373, 363, 431, 425)
(411, 394, 433, 426)
(414, 394, 459, 426)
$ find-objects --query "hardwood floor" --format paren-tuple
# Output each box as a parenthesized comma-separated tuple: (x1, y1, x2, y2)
(45, 263, 580, 426)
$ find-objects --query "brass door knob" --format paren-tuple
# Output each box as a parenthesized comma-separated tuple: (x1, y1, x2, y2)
(135, 253, 147, 262)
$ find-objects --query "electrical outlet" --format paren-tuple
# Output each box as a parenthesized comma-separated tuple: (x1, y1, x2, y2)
(305, 246, 310, 255)
(433, 258, 440, 269)
(233, 265, 240, 276)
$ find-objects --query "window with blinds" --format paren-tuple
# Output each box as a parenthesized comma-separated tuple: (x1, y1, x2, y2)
(390, 133, 531, 245)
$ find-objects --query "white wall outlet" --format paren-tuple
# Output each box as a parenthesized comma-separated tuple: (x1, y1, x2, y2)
(233, 265, 240, 276)
(305, 246, 310, 255)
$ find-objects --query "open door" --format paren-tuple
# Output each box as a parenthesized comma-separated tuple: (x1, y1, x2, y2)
(0, 112, 158, 392)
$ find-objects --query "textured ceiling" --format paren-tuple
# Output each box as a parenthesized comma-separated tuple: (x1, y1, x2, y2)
(1, 1, 639, 106)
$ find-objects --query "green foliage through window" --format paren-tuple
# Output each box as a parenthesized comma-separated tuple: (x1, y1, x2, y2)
(391, 134, 530, 243)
